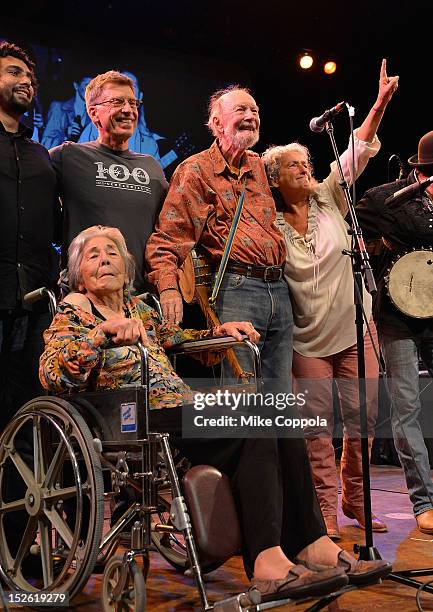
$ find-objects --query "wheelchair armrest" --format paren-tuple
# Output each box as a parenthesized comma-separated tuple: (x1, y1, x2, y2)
(167, 334, 248, 354)
(167, 335, 262, 381)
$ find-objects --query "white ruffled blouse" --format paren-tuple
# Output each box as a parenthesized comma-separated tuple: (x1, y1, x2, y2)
(275, 130, 380, 357)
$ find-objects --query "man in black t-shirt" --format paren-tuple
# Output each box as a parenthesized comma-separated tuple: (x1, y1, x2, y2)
(0, 41, 60, 430)
(357, 130, 433, 534)
(50, 70, 168, 293)
(0, 40, 60, 569)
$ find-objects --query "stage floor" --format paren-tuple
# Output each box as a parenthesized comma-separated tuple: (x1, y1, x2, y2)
(14, 465, 433, 611)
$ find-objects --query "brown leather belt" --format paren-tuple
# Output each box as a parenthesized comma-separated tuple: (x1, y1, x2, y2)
(225, 261, 284, 281)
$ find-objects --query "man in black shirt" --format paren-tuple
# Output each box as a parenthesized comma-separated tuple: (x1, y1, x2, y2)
(0, 41, 60, 432)
(356, 130, 433, 534)
(50, 70, 168, 294)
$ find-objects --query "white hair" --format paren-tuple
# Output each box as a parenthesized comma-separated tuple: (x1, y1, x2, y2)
(67, 225, 135, 292)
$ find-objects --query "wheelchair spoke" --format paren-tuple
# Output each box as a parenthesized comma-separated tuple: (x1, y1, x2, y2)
(43, 507, 74, 550)
(42, 432, 69, 490)
(44, 486, 79, 503)
(0, 497, 27, 515)
(7, 448, 37, 490)
(38, 518, 54, 587)
(13, 515, 38, 573)
(33, 416, 46, 485)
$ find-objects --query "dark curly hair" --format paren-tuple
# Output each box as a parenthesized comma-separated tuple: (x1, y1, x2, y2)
(0, 41, 37, 91)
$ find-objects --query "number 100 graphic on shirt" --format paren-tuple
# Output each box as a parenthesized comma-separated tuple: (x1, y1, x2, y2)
(94, 161, 152, 193)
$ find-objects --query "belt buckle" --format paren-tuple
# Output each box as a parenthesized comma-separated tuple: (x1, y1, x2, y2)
(264, 266, 282, 282)
(263, 266, 273, 281)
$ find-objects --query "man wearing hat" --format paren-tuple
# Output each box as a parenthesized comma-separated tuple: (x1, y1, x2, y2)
(356, 130, 433, 533)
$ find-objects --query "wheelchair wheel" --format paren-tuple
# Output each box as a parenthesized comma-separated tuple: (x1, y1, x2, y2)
(151, 495, 188, 571)
(101, 554, 146, 611)
(0, 396, 104, 600)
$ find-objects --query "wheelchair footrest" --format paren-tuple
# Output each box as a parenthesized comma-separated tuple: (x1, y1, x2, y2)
(212, 590, 260, 611)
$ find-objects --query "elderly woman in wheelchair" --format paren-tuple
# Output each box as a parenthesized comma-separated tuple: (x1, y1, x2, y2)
(0, 225, 391, 608)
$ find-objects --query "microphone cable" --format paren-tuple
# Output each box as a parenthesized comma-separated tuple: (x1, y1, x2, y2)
(388, 153, 406, 182)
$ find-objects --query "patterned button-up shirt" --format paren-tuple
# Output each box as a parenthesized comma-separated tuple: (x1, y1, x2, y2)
(145, 140, 286, 292)
(39, 296, 210, 408)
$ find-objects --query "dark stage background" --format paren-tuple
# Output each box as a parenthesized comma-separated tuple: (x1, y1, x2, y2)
(1, 0, 431, 185)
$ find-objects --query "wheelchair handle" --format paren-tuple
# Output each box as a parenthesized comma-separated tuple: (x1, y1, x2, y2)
(23, 286, 57, 318)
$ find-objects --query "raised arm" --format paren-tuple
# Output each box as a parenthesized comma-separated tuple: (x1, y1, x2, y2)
(356, 58, 399, 144)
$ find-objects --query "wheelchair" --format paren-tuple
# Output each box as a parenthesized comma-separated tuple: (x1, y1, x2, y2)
(0, 287, 267, 611)
(0, 288, 351, 612)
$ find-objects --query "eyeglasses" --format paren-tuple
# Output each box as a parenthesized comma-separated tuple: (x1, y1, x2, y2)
(92, 97, 142, 110)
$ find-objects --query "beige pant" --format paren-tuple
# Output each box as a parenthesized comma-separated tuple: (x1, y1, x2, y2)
(293, 321, 379, 516)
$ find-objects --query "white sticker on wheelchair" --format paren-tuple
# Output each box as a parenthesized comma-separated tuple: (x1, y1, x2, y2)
(120, 402, 137, 433)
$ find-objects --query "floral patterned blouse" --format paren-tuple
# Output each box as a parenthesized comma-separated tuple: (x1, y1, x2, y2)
(39, 295, 210, 408)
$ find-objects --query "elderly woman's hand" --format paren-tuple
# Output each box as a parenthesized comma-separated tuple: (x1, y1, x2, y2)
(376, 58, 399, 108)
(99, 317, 148, 346)
(213, 321, 260, 343)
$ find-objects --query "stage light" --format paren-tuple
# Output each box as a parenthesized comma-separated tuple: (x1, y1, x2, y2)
(324, 61, 337, 75)
(299, 52, 314, 70)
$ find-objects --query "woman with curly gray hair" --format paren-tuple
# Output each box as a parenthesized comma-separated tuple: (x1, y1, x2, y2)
(262, 59, 398, 541)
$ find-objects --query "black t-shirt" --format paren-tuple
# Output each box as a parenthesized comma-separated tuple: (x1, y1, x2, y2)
(50, 140, 168, 293)
(0, 121, 60, 311)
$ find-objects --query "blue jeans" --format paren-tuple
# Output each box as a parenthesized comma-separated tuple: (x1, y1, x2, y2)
(380, 325, 433, 516)
(214, 274, 293, 391)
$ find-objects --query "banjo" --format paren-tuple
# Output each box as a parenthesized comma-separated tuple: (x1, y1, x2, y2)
(385, 248, 433, 318)
(178, 250, 253, 382)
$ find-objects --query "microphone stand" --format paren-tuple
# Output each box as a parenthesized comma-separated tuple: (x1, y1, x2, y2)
(324, 117, 381, 561)
(327, 116, 433, 598)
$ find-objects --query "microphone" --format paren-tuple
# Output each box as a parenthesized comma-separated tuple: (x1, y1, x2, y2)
(309, 101, 346, 133)
(384, 176, 433, 206)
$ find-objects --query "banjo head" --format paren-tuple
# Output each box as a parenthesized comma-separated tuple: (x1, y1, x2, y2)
(387, 249, 433, 318)
(178, 249, 213, 304)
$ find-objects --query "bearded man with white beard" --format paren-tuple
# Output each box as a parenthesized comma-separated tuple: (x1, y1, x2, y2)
(146, 86, 291, 381)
